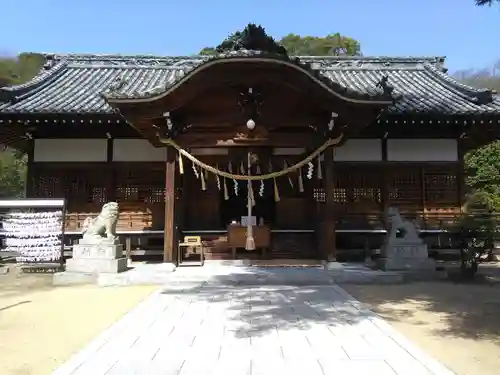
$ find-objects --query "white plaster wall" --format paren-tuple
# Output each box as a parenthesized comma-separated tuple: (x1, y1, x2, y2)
(113, 139, 166, 162)
(387, 139, 457, 161)
(33, 139, 107, 162)
(333, 139, 382, 161)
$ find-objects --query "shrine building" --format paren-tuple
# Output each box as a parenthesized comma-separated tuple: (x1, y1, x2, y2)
(1, 40, 500, 265)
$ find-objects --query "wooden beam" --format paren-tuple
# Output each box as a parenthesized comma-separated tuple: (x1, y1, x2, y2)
(163, 147, 177, 263)
(173, 132, 322, 148)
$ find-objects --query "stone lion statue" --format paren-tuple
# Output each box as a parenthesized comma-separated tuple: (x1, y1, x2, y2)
(81, 202, 119, 243)
(386, 206, 421, 243)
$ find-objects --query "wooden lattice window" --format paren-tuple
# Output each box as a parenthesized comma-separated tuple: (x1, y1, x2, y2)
(115, 164, 165, 204)
(32, 165, 109, 210)
(313, 188, 326, 203)
(388, 166, 423, 211)
(423, 167, 458, 207)
(334, 165, 382, 208)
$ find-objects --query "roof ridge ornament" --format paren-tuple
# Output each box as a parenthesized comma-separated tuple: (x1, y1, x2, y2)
(376, 75, 400, 101)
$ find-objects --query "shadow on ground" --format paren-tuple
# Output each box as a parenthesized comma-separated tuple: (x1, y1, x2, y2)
(161, 265, 500, 344)
(161, 267, 378, 339)
(344, 263, 500, 343)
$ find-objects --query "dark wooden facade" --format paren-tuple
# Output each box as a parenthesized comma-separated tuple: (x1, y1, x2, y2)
(1, 52, 500, 263)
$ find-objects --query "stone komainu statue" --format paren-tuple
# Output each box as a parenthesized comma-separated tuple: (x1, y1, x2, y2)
(81, 202, 119, 243)
(385, 206, 421, 243)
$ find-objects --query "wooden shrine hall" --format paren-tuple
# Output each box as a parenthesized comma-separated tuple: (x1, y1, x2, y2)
(2, 28, 500, 264)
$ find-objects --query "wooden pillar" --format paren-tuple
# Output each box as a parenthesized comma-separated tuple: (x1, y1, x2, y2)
(106, 138, 116, 201)
(25, 138, 35, 197)
(163, 146, 177, 263)
(380, 136, 390, 231)
(323, 146, 336, 262)
(457, 137, 466, 210)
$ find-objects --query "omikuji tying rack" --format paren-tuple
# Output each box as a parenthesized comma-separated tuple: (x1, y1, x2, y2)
(0, 198, 66, 272)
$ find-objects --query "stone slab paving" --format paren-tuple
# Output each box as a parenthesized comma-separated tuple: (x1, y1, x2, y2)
(51, 269, 456, 375)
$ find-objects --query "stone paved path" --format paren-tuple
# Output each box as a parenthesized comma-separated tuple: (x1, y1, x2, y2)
(51, 269, 455, 375)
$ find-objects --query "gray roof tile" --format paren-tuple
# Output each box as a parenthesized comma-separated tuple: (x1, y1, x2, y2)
(1, 53, 499, 116)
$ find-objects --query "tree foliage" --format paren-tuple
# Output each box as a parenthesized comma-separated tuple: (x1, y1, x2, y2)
(464, 141, 500, 211)
(459, 127, 500, 278)
(454, 62, 500, 92)
(0, 148, 27, 198)
(279, 33, 360, 56)
(475, 0, 499, 5)
(0, 53, 43, 198)
(199, 29, 361, 56)
(0, 52, 44, 87)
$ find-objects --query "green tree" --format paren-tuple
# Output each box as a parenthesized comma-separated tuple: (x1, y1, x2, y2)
(199, 47, 216, 56)
(0, 53, 43, 198)
(464, 140, 500, 211)
(0, 52, 44, 87)
(199, 29, 361, 56)
(279, 33, 360, 56)
(0, 148, 27, 198)
(475, 0, 498, 5)
(454, 61, 500, 91)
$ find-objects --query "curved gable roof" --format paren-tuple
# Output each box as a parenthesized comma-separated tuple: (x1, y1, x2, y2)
(1, 53, 499, 116)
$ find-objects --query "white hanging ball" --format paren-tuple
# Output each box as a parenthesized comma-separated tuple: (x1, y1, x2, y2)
(246, 119, 256, 130)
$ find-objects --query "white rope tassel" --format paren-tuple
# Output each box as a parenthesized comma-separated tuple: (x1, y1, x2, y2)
(223, 177, 229, 200)
(298, 167, 304, 193)
(200, 167, 207, 191)
(284, 160, 294, 188)
(250, 181, 256, 207)
(178, 152, 184, 174)
(273, 178, 280, 202)
(317, 155, 323, 180)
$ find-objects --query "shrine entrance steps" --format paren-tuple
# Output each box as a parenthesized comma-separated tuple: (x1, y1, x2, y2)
(66, 262, 406, 287)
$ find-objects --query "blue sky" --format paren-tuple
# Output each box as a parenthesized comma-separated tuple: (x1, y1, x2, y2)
(2, 0, 499, 72)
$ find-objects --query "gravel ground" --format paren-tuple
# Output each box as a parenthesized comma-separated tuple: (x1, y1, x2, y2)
(0, 266, 158, 375)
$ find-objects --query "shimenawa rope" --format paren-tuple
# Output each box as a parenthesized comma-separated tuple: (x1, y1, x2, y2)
(157, 133, 343, 181)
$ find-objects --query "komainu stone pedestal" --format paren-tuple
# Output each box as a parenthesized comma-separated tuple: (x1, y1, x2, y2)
(66, 240, 127, 274)
(54, 240, 127, 285)
(378, 242, 435, 272)
(54, 201, 127, 285)
(377, 207, 436, 274)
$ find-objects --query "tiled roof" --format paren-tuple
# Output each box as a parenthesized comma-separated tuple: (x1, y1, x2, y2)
(1, 53, 499, 116)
